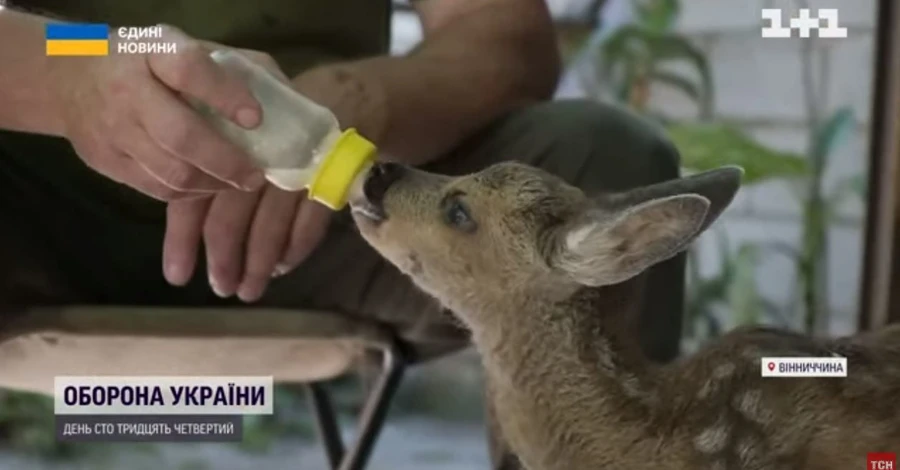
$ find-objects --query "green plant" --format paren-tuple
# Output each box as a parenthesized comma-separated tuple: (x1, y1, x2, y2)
(683, 233, 788, 351)
(578, 0, 813, 345)
(0, 391, 83, 457)
(591, 0, 712, 115)
(575, 0, 869, 345)
(667, 123, 809, 182)
(796, 106, 856, 331)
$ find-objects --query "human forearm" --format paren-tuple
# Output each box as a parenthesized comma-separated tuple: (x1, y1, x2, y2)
(0, 9, 67, 136)
(291, 0, 560, 165)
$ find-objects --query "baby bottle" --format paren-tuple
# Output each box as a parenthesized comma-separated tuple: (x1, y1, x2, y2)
(192, 49, 376, 210)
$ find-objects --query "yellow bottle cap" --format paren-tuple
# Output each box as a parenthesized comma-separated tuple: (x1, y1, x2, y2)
(307, 128, 377, 210)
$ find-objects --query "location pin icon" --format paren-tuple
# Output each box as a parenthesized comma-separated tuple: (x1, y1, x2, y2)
(767, 362, 775, 372)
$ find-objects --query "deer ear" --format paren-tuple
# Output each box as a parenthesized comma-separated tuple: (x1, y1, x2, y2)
(550, 166, 742, 287)
(553, 194, 710, 287)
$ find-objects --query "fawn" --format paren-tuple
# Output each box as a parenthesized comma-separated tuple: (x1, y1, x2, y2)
(349, 161, 900, 470)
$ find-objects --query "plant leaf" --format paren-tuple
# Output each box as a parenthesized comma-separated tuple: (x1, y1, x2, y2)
(595, 24, 713, 111)
(633, 0, 681, 33)
(826, 173, 868, 219)
(666, 123, 810, 184)
(811, 107, 855, 163)
(598, 26, 650, 81)
(849, 173, 868, 198)
(760, 298, 791, 328)
(643, 33, 712, 108)
(649, 68, 702, 102)
(728, 244, 762, 326)
(599, 26, 713, 110)
(557, 24, 595, 64)
(757, 241, 801, 260)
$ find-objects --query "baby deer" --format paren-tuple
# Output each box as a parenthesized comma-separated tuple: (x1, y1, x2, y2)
(350, 161, 900, 470)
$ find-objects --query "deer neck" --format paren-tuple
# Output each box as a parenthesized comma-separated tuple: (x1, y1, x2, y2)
(469, 279, 664, 466)
(475, 278, 658, 391)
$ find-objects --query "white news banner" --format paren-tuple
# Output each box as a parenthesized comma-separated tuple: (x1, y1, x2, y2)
(54, 376, 274, 415)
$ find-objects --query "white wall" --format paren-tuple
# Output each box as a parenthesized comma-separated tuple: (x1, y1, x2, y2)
(663, 0, 874, 335)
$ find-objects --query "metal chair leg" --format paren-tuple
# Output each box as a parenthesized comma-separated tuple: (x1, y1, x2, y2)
(337, 343, 405, 470)
(307, 383, 345, 469)
(306, 342, 407, 470)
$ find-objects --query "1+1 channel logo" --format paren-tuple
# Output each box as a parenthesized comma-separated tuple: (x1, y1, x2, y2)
(761, 8, 848, 38)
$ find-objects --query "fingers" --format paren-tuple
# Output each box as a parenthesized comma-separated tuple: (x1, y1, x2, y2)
(236, 188, 302, 302)
(117, 120, 231, 193)
(60, 28, 284, 199)
(202, 189, 262, 297)
(141, 25, 266, 191)
(162, 187, 330, 301)
(163, 196, 212, 285)
(281, 198, 332, 273)
(78, 143, 193, 201)
(137, 80, 265, 191)
(147, 25, 262, 129)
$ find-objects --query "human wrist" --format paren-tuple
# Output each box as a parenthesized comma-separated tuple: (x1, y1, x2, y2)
(42, 57, 83, 138)
(0, 10, 68, 136)
(290, 64, 389, 148)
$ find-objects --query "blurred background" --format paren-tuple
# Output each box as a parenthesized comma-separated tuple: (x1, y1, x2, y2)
(0, 0, 881, 468)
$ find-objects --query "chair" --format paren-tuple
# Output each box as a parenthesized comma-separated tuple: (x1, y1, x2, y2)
(0, 306, 407, 470)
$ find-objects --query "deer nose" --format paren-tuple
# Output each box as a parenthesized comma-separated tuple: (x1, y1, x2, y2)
(364, 162, 404, 207)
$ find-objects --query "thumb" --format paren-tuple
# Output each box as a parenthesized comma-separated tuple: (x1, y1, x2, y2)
(146, 25, 262, 129)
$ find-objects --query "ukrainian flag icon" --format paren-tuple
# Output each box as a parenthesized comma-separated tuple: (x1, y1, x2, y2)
(45, 23, 109, 56)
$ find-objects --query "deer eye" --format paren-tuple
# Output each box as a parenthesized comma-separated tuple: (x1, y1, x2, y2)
(443, 196, 477, 233)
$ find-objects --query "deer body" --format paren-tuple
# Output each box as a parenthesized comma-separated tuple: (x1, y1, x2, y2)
(475, 282, 900, 470)
(349, 161, 900, 470)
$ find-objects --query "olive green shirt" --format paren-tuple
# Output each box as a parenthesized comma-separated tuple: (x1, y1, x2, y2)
(15, 0, 392, 76)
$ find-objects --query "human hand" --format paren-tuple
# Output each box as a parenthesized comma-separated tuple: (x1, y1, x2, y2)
(51, 25, 268, 200)
(163, 185, 332, 302)
(157, 44, 331, 301)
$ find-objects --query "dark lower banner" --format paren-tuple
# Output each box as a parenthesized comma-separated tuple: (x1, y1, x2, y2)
(55, 414, 243, 442)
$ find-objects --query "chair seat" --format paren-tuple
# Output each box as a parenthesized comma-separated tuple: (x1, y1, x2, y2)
(0, 306, 392, 395)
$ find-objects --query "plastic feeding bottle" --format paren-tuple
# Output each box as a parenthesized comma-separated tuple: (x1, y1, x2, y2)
(192, 49, 376, 210)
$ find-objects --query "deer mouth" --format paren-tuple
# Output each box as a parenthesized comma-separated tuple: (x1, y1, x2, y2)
(350, 199, 387, 225)
(350, 162, 399, 226)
